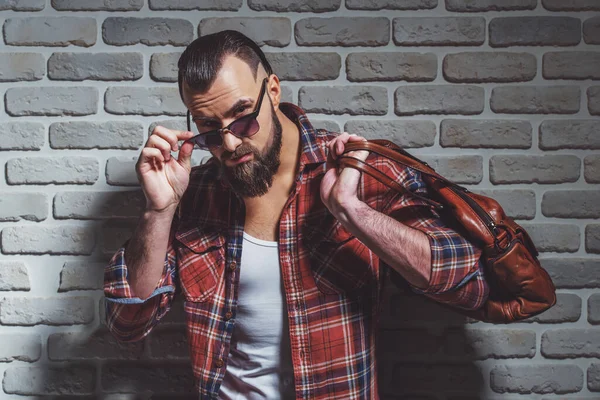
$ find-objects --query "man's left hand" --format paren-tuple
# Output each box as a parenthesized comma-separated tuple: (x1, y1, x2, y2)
(320, 132, 370, 219)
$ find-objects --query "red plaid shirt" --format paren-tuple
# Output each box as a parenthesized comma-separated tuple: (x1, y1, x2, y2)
(104, 103, 489, 399)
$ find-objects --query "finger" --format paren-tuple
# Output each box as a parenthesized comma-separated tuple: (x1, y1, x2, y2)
(138, 147, 165, 167)
(329, 142, 337, 160)
(147, 135, 174, 162)
(338, 163, 362, 191)
(345, 150, 369, 163)
(173, 129, 195, 151)
(337, 140, 344, 156)
(338, 132, 352, 146)
(351, 149, 370, 162)
(341, 135, 368, 160)
(151, 126, 193, 152)
(320, 166, 340, 205)
(327, 132, 354, 160)
(327, 137, 339, 160)
(338, 150, 364, 185)
(325, 146, 337, 171)
(151, 126, 179, 152)
(177, 140, 194, 172)
(347, 134, 366, 142)
(335, 132, 358, 156)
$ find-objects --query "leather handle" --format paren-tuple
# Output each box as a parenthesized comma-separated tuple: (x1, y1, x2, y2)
(338, 155, 444, 210)
(343, 140, 458, 188)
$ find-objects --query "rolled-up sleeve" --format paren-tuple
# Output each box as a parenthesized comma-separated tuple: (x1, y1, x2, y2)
(103, 236, 178, 342)
(382, 167, 489, 311)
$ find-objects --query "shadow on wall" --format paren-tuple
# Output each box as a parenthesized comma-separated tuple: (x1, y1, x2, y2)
(80, 189, 197, 398)
(376, 276, 571, 400)
(0, 188, 200, 398)
(11, 296, 195, 399)
(96, 294, 197, 399)
(377, 278, 486, 400)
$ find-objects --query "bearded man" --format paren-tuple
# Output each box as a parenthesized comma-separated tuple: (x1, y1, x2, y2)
(104, 30, 489, 399)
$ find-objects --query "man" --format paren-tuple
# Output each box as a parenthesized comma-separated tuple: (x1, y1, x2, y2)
(104, 30, 489, 399)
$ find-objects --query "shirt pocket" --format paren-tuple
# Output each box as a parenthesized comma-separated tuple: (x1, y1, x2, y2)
(303, 214, 375, 295)
(175, 228, 226, 302)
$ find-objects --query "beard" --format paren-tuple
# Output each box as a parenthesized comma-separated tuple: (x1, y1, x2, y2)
(219, 103, 283, 198)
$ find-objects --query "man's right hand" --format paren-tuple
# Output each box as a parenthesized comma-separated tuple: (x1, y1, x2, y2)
(136, 126, 195, 214)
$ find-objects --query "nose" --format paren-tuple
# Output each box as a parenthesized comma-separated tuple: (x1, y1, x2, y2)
(220, 129, 242, 153)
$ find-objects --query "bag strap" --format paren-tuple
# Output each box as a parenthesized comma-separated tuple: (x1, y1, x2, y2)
(341, 139, 465, 190)
(338, 154, 444, 210)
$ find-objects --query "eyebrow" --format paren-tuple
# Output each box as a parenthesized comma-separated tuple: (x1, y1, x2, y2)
(191, 98, 253, 123)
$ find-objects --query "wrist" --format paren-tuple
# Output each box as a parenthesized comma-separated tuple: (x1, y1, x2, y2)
(332, 197, 367, 230)
(142, 205, 178, 222)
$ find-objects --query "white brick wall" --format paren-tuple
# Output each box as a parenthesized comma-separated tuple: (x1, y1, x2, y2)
(0, 0, 598, 398)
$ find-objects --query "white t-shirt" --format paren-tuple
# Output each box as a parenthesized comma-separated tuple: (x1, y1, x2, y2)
(219, 232, 295, 400)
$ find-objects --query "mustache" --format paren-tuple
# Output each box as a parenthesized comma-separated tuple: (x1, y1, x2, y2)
(226, 146, 256, 161)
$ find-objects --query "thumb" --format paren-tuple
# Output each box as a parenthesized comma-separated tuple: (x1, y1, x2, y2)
(177, 140, 194, 172)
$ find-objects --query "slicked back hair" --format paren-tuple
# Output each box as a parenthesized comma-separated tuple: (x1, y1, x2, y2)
(177, 30, 274, 102)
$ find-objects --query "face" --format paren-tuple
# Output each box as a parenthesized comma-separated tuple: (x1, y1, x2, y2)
(182, 56, 283, 198)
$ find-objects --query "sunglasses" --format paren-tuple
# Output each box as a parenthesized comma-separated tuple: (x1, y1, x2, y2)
(186, 78, 269, 150)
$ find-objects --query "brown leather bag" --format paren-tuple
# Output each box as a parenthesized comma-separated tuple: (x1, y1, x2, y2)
(339, 139, 556, 324)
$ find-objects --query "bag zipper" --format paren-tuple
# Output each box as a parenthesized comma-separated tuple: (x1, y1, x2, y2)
(448, 185, 499, 238)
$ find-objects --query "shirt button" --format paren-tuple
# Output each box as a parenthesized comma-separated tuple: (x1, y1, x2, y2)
(225, 311, 233, 320)
(295, 301, 301, 310)
(229, 261, 237, 271)
(215, 359, 224, 368)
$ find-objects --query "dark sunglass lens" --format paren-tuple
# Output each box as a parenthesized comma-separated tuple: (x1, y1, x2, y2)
(203, 132, 223, 149)
(230, 117, 259, 138)
(191, 133, 211, 149)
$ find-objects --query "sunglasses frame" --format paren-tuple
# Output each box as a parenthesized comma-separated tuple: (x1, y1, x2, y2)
(186, 77, 269, 151)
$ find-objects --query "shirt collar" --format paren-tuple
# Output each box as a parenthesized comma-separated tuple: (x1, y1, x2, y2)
(279, 102, 328, 167)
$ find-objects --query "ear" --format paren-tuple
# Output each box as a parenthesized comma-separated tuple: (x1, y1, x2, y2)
(266, 74, 282, 111)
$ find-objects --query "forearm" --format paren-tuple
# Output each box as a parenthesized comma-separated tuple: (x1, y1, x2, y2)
(335, 199, 431, 289)
(336, 197, 488, 309)
(125, 208, 177, 300)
